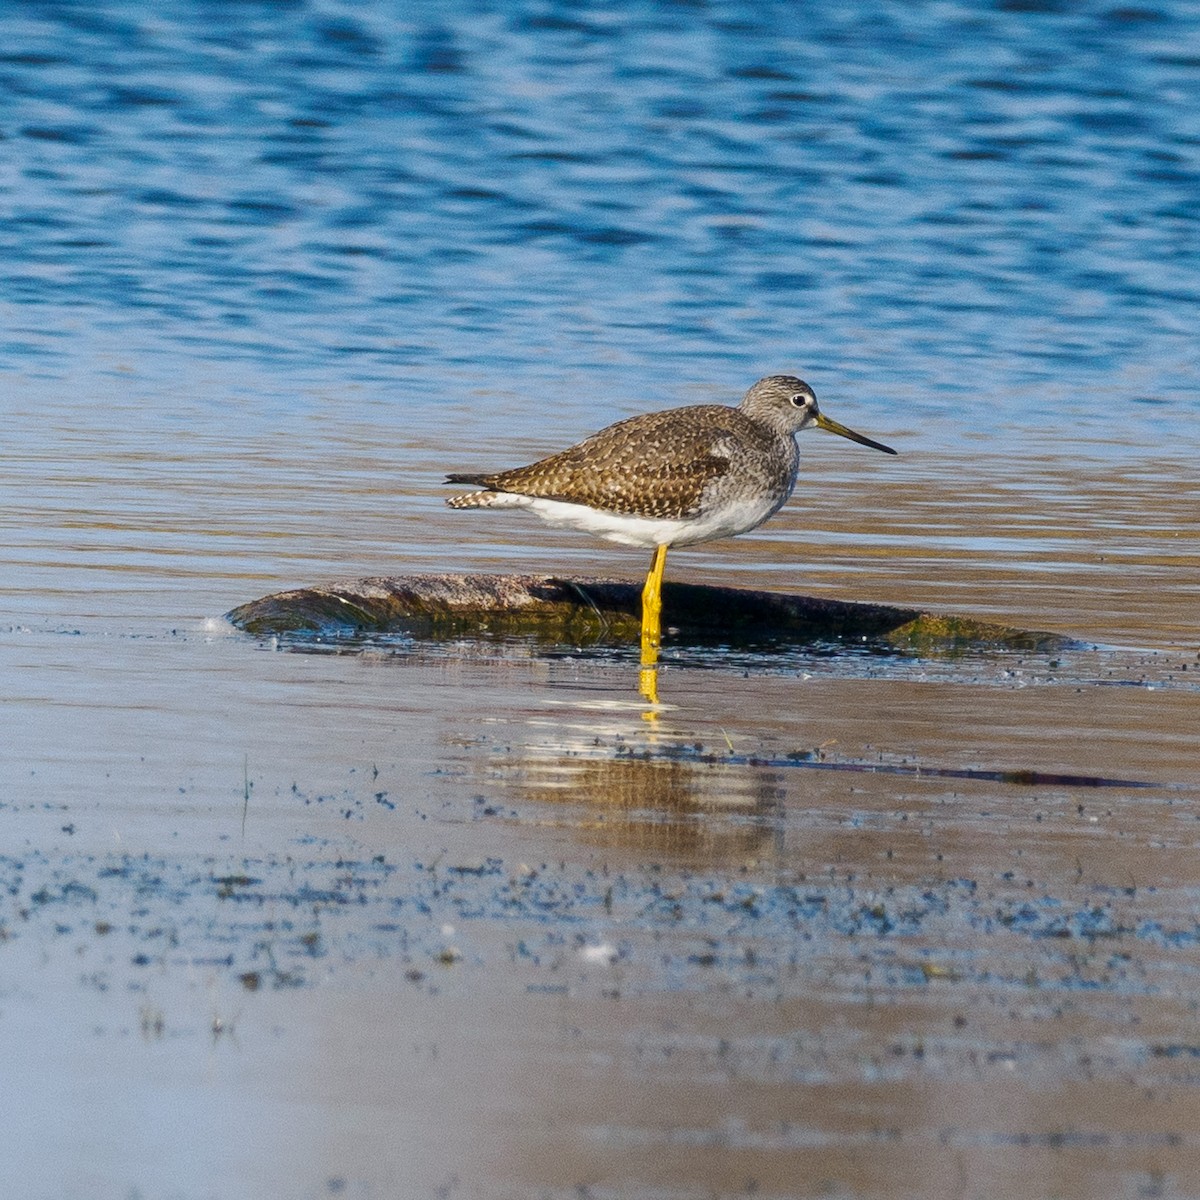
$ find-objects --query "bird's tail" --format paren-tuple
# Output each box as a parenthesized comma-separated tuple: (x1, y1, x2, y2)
(446, 490, 491, 509)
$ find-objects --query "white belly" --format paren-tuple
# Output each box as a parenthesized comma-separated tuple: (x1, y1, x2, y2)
(485, 491, 789, 548)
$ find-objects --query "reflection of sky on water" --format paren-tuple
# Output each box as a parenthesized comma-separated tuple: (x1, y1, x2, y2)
(2, 0, 1197, 455)
(5, 1, 1197, 653)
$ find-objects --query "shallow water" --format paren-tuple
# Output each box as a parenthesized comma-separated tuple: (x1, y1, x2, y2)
(3, 2, 1200, 1198)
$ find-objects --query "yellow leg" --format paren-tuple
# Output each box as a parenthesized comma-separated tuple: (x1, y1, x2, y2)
(638, 546, 667, 707)
(639, 544, 667, 666)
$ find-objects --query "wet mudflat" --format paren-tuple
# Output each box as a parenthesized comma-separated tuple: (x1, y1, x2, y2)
(4, 609, 1200, 1198)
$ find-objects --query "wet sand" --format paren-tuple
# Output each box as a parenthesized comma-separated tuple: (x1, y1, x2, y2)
(4, 633, 1200, 1197)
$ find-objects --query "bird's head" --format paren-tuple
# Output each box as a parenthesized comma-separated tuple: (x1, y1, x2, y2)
(741, 375, 897, 454)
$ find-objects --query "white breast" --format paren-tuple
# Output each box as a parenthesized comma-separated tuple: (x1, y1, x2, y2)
(508, 491, 789, 548)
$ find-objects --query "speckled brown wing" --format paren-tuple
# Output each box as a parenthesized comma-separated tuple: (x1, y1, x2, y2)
(460, 405, 765, 520)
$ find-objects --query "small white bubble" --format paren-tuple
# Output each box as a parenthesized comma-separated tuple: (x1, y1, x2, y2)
(579, 942, 617, 964)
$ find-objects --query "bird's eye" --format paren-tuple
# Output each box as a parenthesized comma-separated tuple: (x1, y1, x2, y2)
(789, 393, 809, 407)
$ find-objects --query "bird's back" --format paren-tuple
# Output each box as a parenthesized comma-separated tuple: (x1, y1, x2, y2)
(449, 403, 795, 521)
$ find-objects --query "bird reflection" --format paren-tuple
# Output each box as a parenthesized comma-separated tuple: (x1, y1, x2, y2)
(484, 735, 787, 865)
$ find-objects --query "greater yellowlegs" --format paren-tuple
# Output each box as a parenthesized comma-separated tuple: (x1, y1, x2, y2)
(445, 375, 897, 696)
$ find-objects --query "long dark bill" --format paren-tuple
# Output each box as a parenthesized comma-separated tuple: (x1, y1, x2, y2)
(814, 412, 897, 455)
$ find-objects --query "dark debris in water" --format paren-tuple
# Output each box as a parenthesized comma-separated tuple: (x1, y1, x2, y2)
(4, 849, 1200, 1008)
(662, 744, 1169, 791)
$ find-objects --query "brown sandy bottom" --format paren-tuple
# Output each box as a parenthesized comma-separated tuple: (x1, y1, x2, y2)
(3, 627, 1200, 1199)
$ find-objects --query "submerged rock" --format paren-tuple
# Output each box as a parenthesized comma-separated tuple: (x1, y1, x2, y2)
(225, 573, 1072, 652)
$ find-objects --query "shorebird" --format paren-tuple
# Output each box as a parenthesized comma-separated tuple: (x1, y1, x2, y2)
(446, 375, 896, 699)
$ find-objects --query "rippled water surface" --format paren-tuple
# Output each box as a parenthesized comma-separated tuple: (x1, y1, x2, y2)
(2, 2, 1199, 1198)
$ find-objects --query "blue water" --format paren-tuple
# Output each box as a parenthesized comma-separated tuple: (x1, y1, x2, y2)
(4, 0, 1197, 448)
(4, 12, 1200, 1198)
